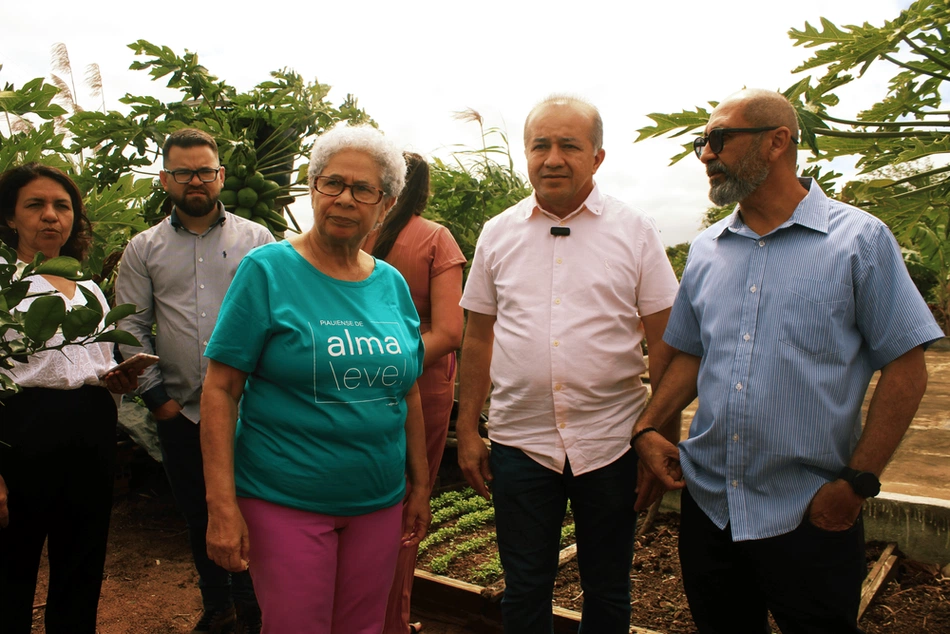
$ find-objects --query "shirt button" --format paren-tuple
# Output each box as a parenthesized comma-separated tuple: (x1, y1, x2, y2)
(553, 340, 560, 347)
(559, 423, 566, 429)
(750, 285, 757, 293)
(735, 382, 743, 391)
(743, 333, 750, 341)
(202, 341, 208, 346)
(199, 284, 205, 289)
(201, 312, 207, 318)
(556, 257, 563, 264)
(758, 240, 765, 247)
(731, 480, 738, 488)
(554, 298, 561, 305)
(555, 384, 562, 391)
(733, 434, 739, 441)
(198, 257, 204, 263)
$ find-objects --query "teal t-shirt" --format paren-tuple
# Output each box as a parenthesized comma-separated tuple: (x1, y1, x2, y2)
(205, 240, 424, 516)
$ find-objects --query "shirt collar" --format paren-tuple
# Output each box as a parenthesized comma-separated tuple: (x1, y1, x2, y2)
(715, 177, 829, 238)
(525, 183, 604, 220)
(170, 201, 227, 233)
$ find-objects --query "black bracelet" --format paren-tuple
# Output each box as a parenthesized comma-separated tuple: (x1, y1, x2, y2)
(631, 427, 659, 446)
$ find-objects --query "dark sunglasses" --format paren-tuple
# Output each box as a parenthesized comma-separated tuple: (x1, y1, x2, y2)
(693, 127, 798, 159)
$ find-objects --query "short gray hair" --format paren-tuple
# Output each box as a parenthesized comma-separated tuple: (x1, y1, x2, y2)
(524, 94, 603, 152)
(307, 124, 406, 197)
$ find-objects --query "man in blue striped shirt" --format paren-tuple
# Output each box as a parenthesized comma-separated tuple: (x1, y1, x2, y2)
(631, 89, 945, 633)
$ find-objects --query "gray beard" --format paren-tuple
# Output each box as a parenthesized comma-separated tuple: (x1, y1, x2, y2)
(707, 152, 769, 206)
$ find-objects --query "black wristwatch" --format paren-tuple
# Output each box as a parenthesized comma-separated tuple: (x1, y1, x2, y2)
(838, 467, 881, 498)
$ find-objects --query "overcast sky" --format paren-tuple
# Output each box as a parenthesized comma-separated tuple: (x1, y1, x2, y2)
(2, 0, 907, 245)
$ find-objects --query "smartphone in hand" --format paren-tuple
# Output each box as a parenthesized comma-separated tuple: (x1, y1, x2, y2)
(100, 353, 159, 379)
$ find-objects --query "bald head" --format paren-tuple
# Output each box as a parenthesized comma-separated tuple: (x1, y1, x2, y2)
(716, 89, 800, 163)
(525, 95, 603, 152)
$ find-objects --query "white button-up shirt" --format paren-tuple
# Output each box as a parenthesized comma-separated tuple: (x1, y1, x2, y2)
(461, 185, 679, 475)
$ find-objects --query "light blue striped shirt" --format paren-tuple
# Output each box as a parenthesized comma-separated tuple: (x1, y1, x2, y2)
(665, 178, 944, 541)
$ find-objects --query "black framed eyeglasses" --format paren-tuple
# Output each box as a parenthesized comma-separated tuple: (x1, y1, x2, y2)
(314, 176, 384, 205)
(165, 167, 222, 184)
(692, 127, 798, 159)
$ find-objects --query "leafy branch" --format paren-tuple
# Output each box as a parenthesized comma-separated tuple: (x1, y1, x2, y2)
(0, 246, 140, 398)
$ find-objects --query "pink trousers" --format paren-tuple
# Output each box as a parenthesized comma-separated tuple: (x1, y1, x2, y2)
(382, 352, 457, 633)
(239, 497, 402, 634)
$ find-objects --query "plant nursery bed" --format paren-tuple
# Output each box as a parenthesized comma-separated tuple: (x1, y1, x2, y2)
(416, 490, 950, 633)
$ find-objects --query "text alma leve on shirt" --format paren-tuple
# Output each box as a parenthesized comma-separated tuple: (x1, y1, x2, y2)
(325, 328, 408, 392)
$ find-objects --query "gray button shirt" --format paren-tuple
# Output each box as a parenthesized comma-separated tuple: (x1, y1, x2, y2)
(116, 204, 275, 423)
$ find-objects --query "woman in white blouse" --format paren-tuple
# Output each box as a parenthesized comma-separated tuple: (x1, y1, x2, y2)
(0, 163, 139, 634)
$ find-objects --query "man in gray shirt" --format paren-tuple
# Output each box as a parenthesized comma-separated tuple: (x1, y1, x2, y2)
(116, 128, 273, 634)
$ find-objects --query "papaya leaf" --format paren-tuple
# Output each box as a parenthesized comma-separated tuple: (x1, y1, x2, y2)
(0, 78, 68, 119)
(635, 108, 713, 142)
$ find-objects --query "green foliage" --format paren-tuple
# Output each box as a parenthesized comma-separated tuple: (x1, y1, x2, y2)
(83, 173, 152, 284)
(431, 491, 491, 524)
(430, 488, 472, 512)
(0, 76, 68, 120)
(425, 119, 531, 267)
(0, 42, 373, 390)
(471, 555, 504, 584)
(0, 75, 72, 174)
(67, 41, 372, 234)
(560, 522, 576, 546)
(0, 246, 140, 399)
(635, 105, 716, 165)
(421, 506, 494, 554)
(428, 533, 496, 576)
(665, 243, 690, 281)
(636, 0, 950, 333)
(454, 508, 495, 532)
(1, 63, 156, 282)
(418, 525, 462, 554)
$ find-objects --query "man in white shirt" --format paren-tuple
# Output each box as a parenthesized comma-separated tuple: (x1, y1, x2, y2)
(456, 95, 680, 633)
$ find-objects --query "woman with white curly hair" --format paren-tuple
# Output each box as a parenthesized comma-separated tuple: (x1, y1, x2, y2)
(200, 124, 430, 633)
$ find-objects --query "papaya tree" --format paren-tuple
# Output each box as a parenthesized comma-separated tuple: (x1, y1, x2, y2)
(635, 0, 950, 333)
(67, 40, 373, 238)
(0, 69, 153, 284)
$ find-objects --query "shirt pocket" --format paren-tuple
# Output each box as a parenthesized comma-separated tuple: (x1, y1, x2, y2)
(778, 277, 852, 356)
